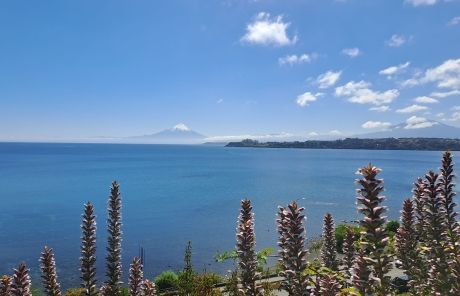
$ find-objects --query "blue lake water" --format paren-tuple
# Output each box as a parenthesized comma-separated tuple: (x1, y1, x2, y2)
(0, 143, 452, 288)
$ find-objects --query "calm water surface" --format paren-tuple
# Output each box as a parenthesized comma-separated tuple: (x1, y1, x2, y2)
(0, 143, 451, 288)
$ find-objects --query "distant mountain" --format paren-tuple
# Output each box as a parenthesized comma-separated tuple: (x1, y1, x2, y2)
(130, 123, 206, 144)
(358, 120, 460, 139)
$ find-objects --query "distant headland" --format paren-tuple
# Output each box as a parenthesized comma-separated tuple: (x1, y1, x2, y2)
(225, 138, 460, 151)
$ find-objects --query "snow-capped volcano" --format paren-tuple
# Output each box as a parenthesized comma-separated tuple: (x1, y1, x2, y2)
(130, 124, 206, 144)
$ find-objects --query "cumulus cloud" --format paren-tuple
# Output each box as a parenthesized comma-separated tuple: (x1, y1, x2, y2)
(396, 104, 429, 113)
(386, 34, 409, 47)
(421, 58, 460, 89)
(448, 16, 460, 26)
(431, 90, 460, 98)
(241, 12, 297, 46)
(414, 96, 439, 103)
(341, 48, 362, 58)
(404, 116, 438, 129)
(316, 71, 342, 89)
(369, 106, 391, 112)
(279, 53, 316, 65)
(400, 59, 460, 90)
(335, 80, 399, 105)
(405, 0, 437, 6)
(379, 62, 410, 77)
(296, 92, 322, 107)
(361, 121, 392, 129)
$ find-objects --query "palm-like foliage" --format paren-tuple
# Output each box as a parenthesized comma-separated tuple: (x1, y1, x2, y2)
(105, 181, 123, 296)
(276, 201, 309, 295)
(236, 199, 262, 296)
(39, 246, 62, 296)
(11, 263, 31, 296)
(320, 213, 337, 271)
(356, 164, 391, 295)
(129, 257, 143, 296)
(80, 202, 97, 296)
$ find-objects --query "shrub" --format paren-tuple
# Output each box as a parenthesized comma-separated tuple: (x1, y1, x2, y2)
(385, 220, 400, 235)
(154, 271, 179, 292)
(63, 288, 85, 296)
(193, 272, 222, 296)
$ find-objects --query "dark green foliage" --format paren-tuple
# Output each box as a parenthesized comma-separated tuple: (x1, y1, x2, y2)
(226, 137, 460, 151)
(154, 271, 179, 292)
(105, 181, 123, 296)
(39, 247, 61, 296)
(128, 257, 143, 296)
(385, 220, 400, 234)
(356, 164, 392, 295)
(236, 199, 262, 296)
(11, 263, 31, 296)
(334, 224, 360, 253)
(80, 202, 97, 296)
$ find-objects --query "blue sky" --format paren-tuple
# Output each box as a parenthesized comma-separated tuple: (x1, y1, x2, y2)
(0, 0, 459, 141)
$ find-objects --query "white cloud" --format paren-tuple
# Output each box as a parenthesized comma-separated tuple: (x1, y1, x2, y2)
(341, 48, 362, 58)
(396, 104, 429, 113)
(296, 92, 322, 107)
(379, 62, 410, 76)
(335, 80, 399, 105)
(414, 96, 439, 103)
(386, 34, 408, 47)
(316, 71, 342, 89)
(279, 53, 315, 65)
(450, 112, 460, 121)
(421, 58, 460, 89)
(369, 105, 391, 112)
(241, 12, 297, 46)
(328, 130, 342, 136)
(448, 16, 460, 26)
(404, 116, 438, 129)
(361, 121, 392, 129)
(452, 106, 460, 111)
(431, 90, 460, 98)
(173, 123, 191, 131)
(405, 0, 437, 6)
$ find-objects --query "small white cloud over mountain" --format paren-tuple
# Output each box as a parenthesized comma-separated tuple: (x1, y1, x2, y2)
(361, 121, 392, 129)
(404, 116, 438, 129)
(241, 12, 297, 46)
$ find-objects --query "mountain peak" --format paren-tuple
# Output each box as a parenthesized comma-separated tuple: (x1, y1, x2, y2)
(172, 123, 191, 132)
